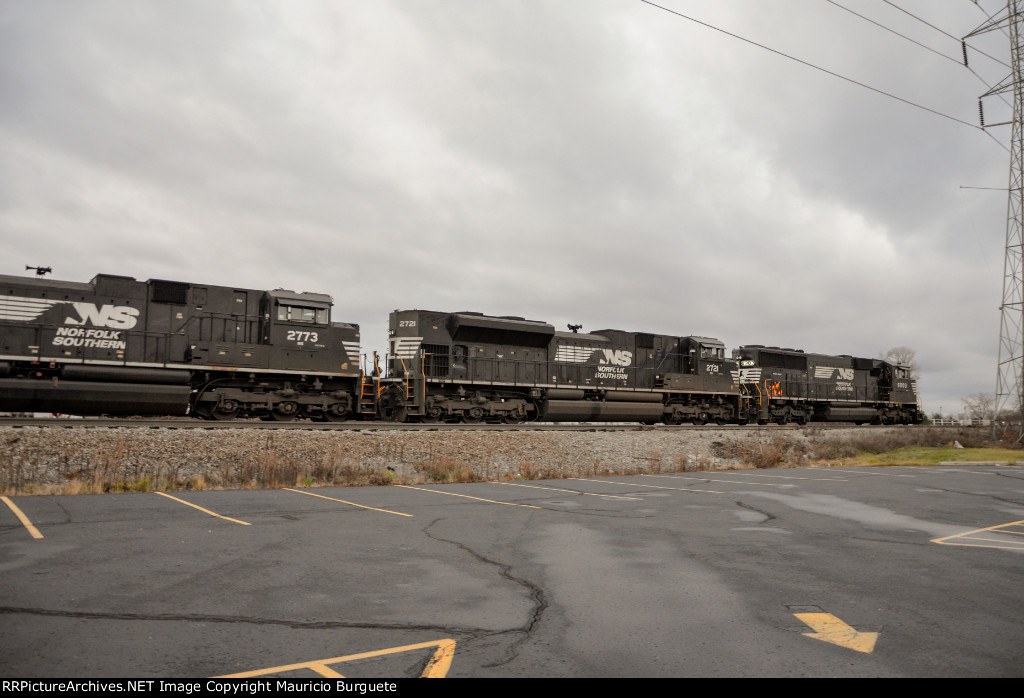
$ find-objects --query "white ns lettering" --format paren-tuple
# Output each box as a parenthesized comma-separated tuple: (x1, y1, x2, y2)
(64, 303, 140, 329)
(599, 349, 633, 366)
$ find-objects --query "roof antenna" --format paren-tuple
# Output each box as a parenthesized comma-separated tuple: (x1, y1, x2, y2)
(25, 265, 52, 277)
(567, 323, 582, 333)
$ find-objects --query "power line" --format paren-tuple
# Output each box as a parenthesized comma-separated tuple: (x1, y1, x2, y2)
(826, 0, 962, 65)
(638, 0, 986, 132)
(825, 1, 1013, 121)
(883, 0, 1010, 67)
(968, 0, 1011, 41)
(883, 0, 963, 41)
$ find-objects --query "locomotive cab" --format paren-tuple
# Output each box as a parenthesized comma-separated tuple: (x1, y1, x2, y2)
(262, 290, 361, 374)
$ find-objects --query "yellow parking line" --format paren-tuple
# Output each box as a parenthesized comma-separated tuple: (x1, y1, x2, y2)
(1, 496, 44, 539)
(499, 482, 642, 500)
(573, 478, 724, 494)
(283, 488, 412, 517)
(689, 472, 847, 481)
(642, 474, 788, 486)
(155, 492, 251, 525)
(396, 485, 540, 509)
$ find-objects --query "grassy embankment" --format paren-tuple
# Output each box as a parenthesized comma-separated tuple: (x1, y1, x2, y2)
(1, 427, 1020, 495)
(847, 446, 1023, 466)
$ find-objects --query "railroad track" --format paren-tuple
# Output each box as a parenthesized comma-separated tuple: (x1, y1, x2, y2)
(0, 417, 943, 432)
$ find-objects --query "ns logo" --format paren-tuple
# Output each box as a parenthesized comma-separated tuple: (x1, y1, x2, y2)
(598, 349, 633, 366)
(64, 302, 140, 330)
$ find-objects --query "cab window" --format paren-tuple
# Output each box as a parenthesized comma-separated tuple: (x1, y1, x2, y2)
(277, 304, 328, 324)
(700, 344, 723, 360)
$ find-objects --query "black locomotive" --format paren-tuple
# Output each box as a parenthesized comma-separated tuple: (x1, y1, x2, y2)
(0, 272, 923, 424)
(0, 273, 362, 421)
(382, 309, 742, 424)
(731, 345, 920, 425)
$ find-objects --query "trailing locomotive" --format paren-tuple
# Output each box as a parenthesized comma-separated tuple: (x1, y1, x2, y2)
(0, 271, 923, 425)
(731, 345, 921, 425)
(383, 310, 923, 425)
(383, 309, 744, 424)
(0, 273, 362, 421)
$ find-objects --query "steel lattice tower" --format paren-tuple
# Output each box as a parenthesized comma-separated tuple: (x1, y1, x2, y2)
(971, 2, 1024, 436)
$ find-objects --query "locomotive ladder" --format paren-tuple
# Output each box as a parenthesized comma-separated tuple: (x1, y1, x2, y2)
(359, 379, 376, 415)
(358, 352, 382, 416)
(400, 356, 422, 415)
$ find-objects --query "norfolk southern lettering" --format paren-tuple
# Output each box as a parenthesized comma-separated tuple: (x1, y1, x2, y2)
(53, 327, 127, 349)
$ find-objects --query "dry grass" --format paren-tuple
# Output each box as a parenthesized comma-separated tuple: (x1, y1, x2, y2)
(3, 425, 1017, 496)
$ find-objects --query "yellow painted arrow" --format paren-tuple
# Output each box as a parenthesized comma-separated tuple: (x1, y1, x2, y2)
(794, 613, 879, 654)
(215, 639, 456, 678)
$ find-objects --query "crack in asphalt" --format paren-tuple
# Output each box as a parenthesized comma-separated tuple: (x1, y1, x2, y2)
(910, 482, 1024, 505)
(53, 499, 72, 524)
(0, 605, 486, 635)
(422, 518, 546, 669)
(734, 500, 777, 522)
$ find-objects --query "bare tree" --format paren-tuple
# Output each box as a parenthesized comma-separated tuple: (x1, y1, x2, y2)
(961, 392, 996, 421)
(879, 346, 919, 378)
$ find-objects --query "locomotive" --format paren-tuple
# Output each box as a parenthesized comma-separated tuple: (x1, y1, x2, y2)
(383, 309, 742, 424)
(731, 345, 920, 425)
(0, 272, 362, 421)
(0, 271, 923, 424)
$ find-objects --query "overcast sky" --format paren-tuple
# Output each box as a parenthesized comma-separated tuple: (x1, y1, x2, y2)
(0, 1, 1016, 413)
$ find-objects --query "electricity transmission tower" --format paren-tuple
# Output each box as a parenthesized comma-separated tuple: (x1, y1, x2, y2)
(971, 1, 1024, 437)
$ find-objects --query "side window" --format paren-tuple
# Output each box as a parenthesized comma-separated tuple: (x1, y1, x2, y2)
(276, 304, 328, 324)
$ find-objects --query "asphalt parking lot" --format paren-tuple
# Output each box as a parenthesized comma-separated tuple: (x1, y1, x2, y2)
(2, 464, 1023, 677)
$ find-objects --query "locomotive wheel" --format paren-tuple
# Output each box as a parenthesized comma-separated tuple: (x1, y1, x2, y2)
(462, 407, 485, 424)
(502, 414, 522, 425)
(322, 404, 350, 423)
(210, 400, 238, 420)
(421, 406, 443, 423)
(270, 401, 299, 422)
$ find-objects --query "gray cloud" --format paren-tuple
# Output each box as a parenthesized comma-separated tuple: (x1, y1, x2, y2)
(0, 0, 1013, 413)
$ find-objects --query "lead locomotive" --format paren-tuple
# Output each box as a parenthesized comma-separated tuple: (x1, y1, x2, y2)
(0, 273, 361, 420)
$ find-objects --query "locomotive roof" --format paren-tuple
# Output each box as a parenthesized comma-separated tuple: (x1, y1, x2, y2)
(554, 330, 611, 342)
(394, 309, 554, 331)
(269, 289, 333, 306)
(0, 273, 95, 293)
